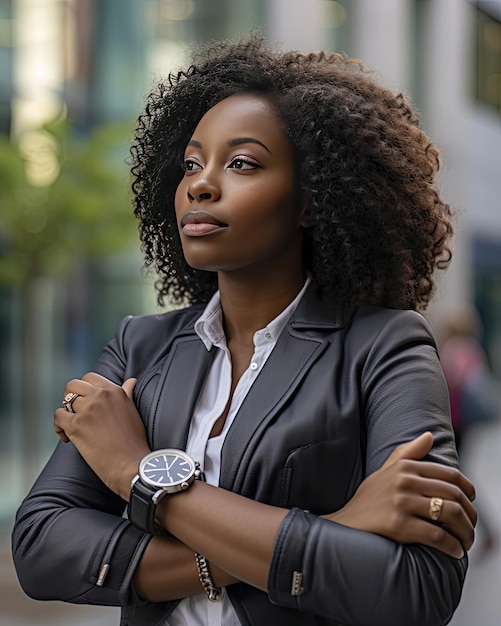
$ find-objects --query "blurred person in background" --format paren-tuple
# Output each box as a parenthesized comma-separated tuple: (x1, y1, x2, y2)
(12, 34, 477, 626)
(439, 305, 499, 560)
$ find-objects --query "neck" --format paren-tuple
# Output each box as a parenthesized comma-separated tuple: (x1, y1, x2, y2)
(218, 269, 306, 345)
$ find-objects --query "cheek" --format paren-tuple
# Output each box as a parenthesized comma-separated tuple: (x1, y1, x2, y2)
(174, 184, 185, 222)
(249, 187, 298, 230)
(238, 178, 296, 219)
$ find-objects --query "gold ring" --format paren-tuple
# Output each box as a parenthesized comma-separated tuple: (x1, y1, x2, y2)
(62, 392, 79, 413)
(429, 497, 444, 522)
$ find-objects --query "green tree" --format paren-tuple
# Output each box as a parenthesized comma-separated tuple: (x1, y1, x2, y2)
(0, 117, 138, 479)
(0, 117, 137, 284)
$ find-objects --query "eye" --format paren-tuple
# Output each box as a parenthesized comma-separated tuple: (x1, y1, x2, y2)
(228, 156, 259, 170)
(182, 159, 202, 173)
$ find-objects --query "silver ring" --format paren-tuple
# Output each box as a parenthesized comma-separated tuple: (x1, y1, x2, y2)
(62, 392, 79, 413)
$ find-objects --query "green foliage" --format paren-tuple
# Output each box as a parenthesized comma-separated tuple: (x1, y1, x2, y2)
(0, 116, 138, 284)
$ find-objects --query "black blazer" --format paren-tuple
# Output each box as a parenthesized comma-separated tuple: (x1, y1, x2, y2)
(12, 285, 466, 625)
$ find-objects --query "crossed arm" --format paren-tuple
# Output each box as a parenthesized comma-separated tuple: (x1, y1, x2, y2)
(52, 373, 476, 606)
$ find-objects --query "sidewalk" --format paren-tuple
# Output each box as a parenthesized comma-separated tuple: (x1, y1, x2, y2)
(449, 419, 501, 626)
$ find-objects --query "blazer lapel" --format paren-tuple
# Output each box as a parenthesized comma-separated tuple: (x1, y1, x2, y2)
(220, 328, 327, 491)
(221, 287, 343, 491)
(150, 335, 215, 450)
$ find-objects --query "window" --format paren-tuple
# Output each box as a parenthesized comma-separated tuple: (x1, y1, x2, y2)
(475, 2, 501, 112)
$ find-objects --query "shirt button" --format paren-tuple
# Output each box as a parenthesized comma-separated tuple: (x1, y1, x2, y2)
(264, 332, 272, 340)
(250, 362, 258, 371)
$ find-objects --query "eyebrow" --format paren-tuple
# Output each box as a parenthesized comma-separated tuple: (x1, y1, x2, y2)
(187, 137, 271, 153)
(228, 137, 271, 153)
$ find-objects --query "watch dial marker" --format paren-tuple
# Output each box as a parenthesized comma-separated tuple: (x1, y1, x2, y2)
(140, 451, 195, 487)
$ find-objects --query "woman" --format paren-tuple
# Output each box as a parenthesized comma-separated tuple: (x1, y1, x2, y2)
(12, 35, 477, 626)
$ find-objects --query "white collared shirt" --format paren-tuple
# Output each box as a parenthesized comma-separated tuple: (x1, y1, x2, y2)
(165, 279, 310, 626)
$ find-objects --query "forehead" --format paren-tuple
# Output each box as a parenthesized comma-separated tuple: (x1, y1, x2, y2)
(192, 93, 286, 143)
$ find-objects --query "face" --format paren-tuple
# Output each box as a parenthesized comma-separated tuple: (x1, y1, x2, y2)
(174, 93, 307, 278)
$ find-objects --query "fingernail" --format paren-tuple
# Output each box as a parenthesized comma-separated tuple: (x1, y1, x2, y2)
(454, 547, 465, 559)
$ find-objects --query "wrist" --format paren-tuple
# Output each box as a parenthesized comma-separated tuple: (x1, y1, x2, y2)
(127, 449, 202, 534)
(108, 448, 150, 502)
(195, 552, 222, 601)
(120, 465, 142, 502)
(118, 455, 150, 502)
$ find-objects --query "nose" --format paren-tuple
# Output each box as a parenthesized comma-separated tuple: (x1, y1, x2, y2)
(187, 173, 221, 203)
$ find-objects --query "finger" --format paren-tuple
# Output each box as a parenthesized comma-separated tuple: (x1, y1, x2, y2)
(411, 462, 476, 502)
(423, 479, 477, 527)
(81, 372, 116, 388)
(437, 491, 477, 532)
(382, 432, 434, 469)
(397, 479, 476, 551)
(385, 471, 476, 549)
(122, 378, 137, 401)
(402, 516, 465, 559)
(425, 497, 475, 551)
(54, 408, 72, 443)
(392, 458, 476, 503)
(441, 506, 476, 552)
(62, 378, 95, 398)
(54, 424, 70, 443)
(61, 376, 117, 412)
(61, 380, 93, 414)
(397, 472, 478, 528)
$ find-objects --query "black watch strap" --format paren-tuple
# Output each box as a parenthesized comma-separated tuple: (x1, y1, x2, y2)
(127, 479, 160, 534)
(128, 466, 205, 534)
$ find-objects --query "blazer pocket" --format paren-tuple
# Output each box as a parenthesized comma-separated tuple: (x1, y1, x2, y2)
(279, 440, 362, 515)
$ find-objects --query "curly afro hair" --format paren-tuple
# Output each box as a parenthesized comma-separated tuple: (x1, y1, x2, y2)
(130, 33, 453, 321)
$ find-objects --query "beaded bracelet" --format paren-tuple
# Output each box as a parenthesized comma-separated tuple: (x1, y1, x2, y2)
(195, 552, 222, 602)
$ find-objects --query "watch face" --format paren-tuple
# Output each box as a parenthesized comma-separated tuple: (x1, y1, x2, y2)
(139, 449, 195, 489)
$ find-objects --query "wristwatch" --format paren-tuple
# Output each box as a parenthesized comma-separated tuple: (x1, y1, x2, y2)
(128, 449, 203, 534)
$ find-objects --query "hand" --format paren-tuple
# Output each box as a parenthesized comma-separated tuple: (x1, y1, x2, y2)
(326, 432, 477, 559)
(54, 373, 151, 500)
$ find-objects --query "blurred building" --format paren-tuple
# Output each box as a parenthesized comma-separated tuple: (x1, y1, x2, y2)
(1, 0, 500, 530)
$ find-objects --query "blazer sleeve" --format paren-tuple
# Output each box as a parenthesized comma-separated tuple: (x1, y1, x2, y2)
(11, 316, 152, 607)
(267, 308, 467, 626)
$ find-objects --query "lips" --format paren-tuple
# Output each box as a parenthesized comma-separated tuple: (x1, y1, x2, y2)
(180, 210, 228, 236)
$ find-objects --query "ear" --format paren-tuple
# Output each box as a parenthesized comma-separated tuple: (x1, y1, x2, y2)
(299, 193, 314, 228)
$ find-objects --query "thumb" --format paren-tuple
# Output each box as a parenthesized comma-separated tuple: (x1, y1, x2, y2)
(122, 377, 137, 400)
(383, 432, 434, 469)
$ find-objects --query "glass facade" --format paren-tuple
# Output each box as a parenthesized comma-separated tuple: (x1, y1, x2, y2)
(0, 0, 268, 530)
(475, 2, 501, 112)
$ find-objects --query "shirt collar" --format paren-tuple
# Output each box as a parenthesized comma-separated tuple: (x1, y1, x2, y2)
(195, 276, 312, 351)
